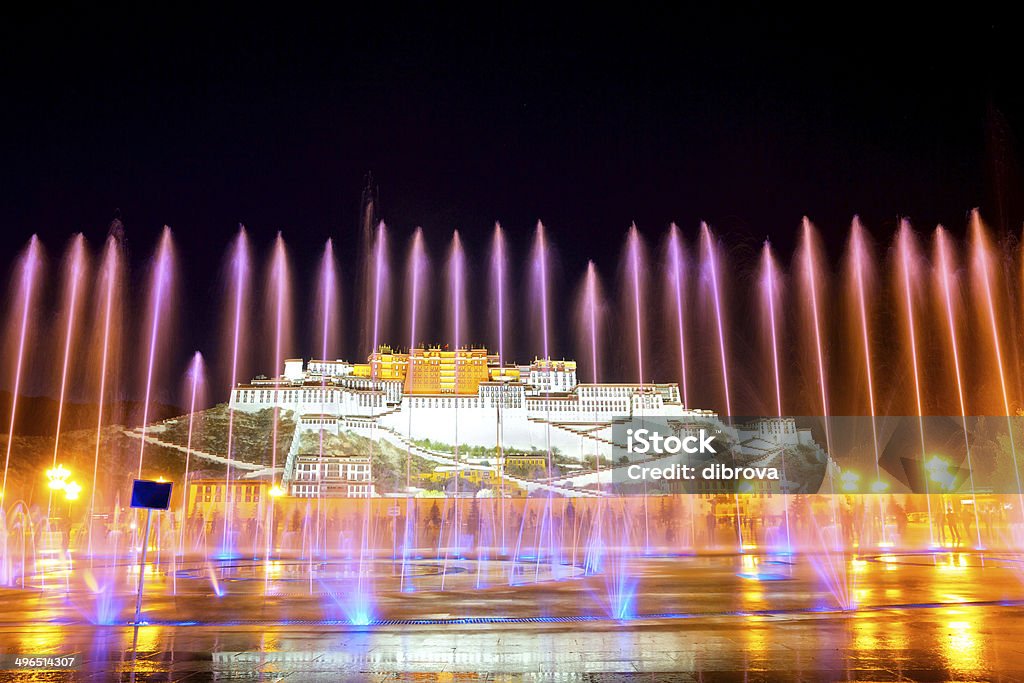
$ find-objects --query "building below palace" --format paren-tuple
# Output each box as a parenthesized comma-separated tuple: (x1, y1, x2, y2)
(290, 453, 374, 498)
(186, 479, 268, 518)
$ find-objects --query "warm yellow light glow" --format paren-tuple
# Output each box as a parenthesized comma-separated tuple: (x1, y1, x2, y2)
(269, 485, 285, 498)
(63, 481, 82, 501)
(870, 479, 889, 493)
(925, 456, 956, 490)
(938, 555, 966, 572)
(46, 464, 71, 490)
(941, 612, 981, 671)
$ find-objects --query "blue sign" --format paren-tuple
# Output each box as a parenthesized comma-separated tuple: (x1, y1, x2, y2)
(130, 480, 173, 510)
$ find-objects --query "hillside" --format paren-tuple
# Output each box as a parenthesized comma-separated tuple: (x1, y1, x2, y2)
(295, 429, 437, 492)
(0, 425, 192, 508)
(154, 404, 296, 468)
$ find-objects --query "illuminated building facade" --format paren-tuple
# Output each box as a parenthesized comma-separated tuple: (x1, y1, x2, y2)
(347, 346, 495, 394)
(290, 454, 374, 498)
(187, 479, 268, 519)
(229, 346, 706, 496)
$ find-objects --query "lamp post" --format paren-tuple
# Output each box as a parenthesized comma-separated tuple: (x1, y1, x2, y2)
(44, 466, 84, 552)
(46, 464, 71, 492)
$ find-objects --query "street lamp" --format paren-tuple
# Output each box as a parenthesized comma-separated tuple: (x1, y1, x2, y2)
(46, 464, 71, 491)
(269, 485, 285, 498)
(870, 479, 890, 493)
(63, 481, 82, 501)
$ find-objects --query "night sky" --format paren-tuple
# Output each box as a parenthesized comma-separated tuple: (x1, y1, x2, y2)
(1, 7, 1022, 402)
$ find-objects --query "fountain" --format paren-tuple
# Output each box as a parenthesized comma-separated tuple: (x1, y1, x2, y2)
(934, 226, 984, 548)
(1, 213, 1023, 628)
(87, 233, 121, 560)
(220, 227, 250, 559)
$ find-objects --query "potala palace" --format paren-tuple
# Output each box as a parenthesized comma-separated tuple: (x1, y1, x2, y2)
(227, 347, 820, 496)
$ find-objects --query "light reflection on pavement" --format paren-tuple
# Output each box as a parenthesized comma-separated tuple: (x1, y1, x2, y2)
(0, 551, 1022, 680)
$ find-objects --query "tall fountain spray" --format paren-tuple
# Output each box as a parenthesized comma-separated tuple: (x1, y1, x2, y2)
(760, 241, 784, 417)
(405, 229, 427, 371)
(528, 221, 559, 574)
(700, 223, 732, 416)
(759, 240, 791, 549)
(969, 212, 1024, 525)
(847, 219, 887, 546)
(490, 223, 509, 552)
(313, 238, 339, 565)
(581, 260, 604, 483)
(584, 262, 602, 383)
(798, 219, 851, 608)
(895, 221, 935, 546)
(625, 225, 650, 550)
(700, 223, 743, 550)
(626, 225, 646, 387)
(136, 227, 175, 478)
(46, 235, 88, 530)
(2, 236, 42, 506)
(667, 224, 689, 407)
(934, 227, 984, 547)
(440, 231, 467, 588)
(87, 235, 121, 559)
(263, 233, 292, 576)
(575, 260, 606, 554)
(491, 224, 508, 367)
(178, 352, 205, 557)
(799, 219, 833, 456)
(401, 228, 427, 591)
(580, 259, 634, 614)
(371, 222, 389, 361)
(351, 222, 388, 625)
(221, 227, 250, 557)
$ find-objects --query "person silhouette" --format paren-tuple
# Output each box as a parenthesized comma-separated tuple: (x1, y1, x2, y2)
(945, 505, 961, 546)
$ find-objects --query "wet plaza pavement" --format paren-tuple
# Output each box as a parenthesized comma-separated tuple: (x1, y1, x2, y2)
(1, 551, 1024, 680)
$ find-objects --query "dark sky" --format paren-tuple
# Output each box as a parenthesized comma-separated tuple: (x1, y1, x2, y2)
(1, 6, 1022, 394)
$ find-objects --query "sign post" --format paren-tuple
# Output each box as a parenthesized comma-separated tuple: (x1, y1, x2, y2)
(130, 480, 173, 625)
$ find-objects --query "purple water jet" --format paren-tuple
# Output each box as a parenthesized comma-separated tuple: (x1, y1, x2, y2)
(87, 235, 121, 559)
(1, 236, 41, 505)
(667, 224, 689, 406)
(47, 235, 88, 538)
(221, 227, 250, 557)
(136, 227, 175, 477)
(699, 223, 732, 415)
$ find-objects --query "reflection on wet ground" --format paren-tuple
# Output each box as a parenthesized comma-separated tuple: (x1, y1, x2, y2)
(1, 551, 1023, 680)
